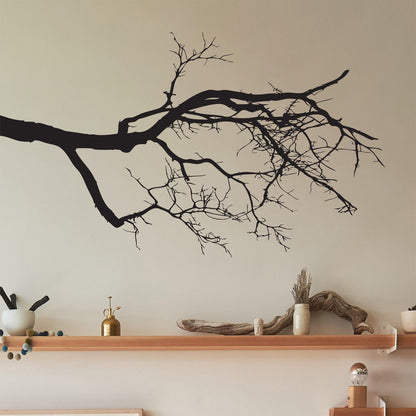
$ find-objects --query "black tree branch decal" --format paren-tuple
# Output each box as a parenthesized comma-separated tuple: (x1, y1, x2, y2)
(0, 34, 382, 254)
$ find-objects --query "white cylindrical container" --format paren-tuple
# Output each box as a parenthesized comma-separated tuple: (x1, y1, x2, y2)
(401, 310, 416, 333)
(254, 318, 264, 336)
(2, 310, 35, 336)
(293, 303, 310, 335)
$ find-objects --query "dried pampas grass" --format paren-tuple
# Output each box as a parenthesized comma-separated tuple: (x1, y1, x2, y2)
(292, 268, 312, 304)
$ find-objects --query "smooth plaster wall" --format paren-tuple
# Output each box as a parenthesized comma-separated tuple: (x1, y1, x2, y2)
(0, 1, 415, 415)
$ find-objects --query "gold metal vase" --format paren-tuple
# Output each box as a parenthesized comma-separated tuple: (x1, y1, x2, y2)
(101, 296, 121, 336)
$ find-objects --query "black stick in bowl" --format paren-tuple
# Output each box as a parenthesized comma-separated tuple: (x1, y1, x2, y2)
(10, 294, 17, 309)
(0, 287, 15, 309)
(29, 295, 50, 311)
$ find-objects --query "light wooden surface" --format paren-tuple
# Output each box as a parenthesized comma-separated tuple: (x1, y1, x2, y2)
(348, 386, 367, 408)
(398, 334, 416, 348)
(330, 408, 416, 416)
(0, 410, 143, 416)
(3, 334, 415, 351)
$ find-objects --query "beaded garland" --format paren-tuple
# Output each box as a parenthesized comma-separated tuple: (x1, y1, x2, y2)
(0, 328, 64, 361)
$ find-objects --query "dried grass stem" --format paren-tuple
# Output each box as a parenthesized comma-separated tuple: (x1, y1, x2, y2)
(292, 268, 312, 304)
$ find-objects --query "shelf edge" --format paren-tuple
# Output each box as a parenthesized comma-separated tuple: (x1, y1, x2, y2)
(3, 334, 409, 352)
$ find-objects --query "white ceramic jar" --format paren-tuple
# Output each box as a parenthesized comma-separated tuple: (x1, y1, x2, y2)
(401, 310, 416, 333)
(293, 303, 310, 335)
(2, 310, 35, 335)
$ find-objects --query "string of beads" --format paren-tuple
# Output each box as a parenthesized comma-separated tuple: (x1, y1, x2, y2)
(0, 328, 64, 361)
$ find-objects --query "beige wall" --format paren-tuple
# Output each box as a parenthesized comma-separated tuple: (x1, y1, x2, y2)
(0, 1, 415, 415)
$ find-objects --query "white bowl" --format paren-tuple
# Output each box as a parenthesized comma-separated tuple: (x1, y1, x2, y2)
(401, 310, 416, 333)
(2, 310, 35, 336)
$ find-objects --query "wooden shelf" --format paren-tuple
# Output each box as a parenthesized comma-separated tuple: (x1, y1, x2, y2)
(330, 408, 416, 416)
(4, 334, 416, 351)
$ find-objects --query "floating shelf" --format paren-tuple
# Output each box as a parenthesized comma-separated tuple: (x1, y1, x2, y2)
(4, 334, 416, 351)
(330, 408, 416, 416)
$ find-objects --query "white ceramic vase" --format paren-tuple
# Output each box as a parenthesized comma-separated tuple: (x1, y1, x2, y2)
(293, 303, 310, 335)
(2, 309, 35, 335)
(401, 310, 416, 333)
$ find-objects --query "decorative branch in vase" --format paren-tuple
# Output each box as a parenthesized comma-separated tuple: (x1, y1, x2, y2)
(0, 287, 50, 336)
(291, 269, 312, 335)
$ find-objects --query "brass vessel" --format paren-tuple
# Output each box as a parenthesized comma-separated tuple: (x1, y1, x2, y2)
(101, 296, 121, 336)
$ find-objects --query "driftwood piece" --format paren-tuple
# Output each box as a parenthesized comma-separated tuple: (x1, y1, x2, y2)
(177, 290, 374, 335)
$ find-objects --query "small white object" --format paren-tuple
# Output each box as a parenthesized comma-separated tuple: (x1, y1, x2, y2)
(49, 330, 55, 336)
(378, 322, 397, 355)
(0, 336, 5, 344)
(293, 303, 310, 335)
(401, 310, 416, 333)
(378, 395, 387, 416)
(254, 318, 264, 335)
(2, 310, 35, 336)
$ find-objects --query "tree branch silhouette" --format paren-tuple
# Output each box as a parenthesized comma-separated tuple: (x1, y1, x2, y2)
(0, 34, 382, 253)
